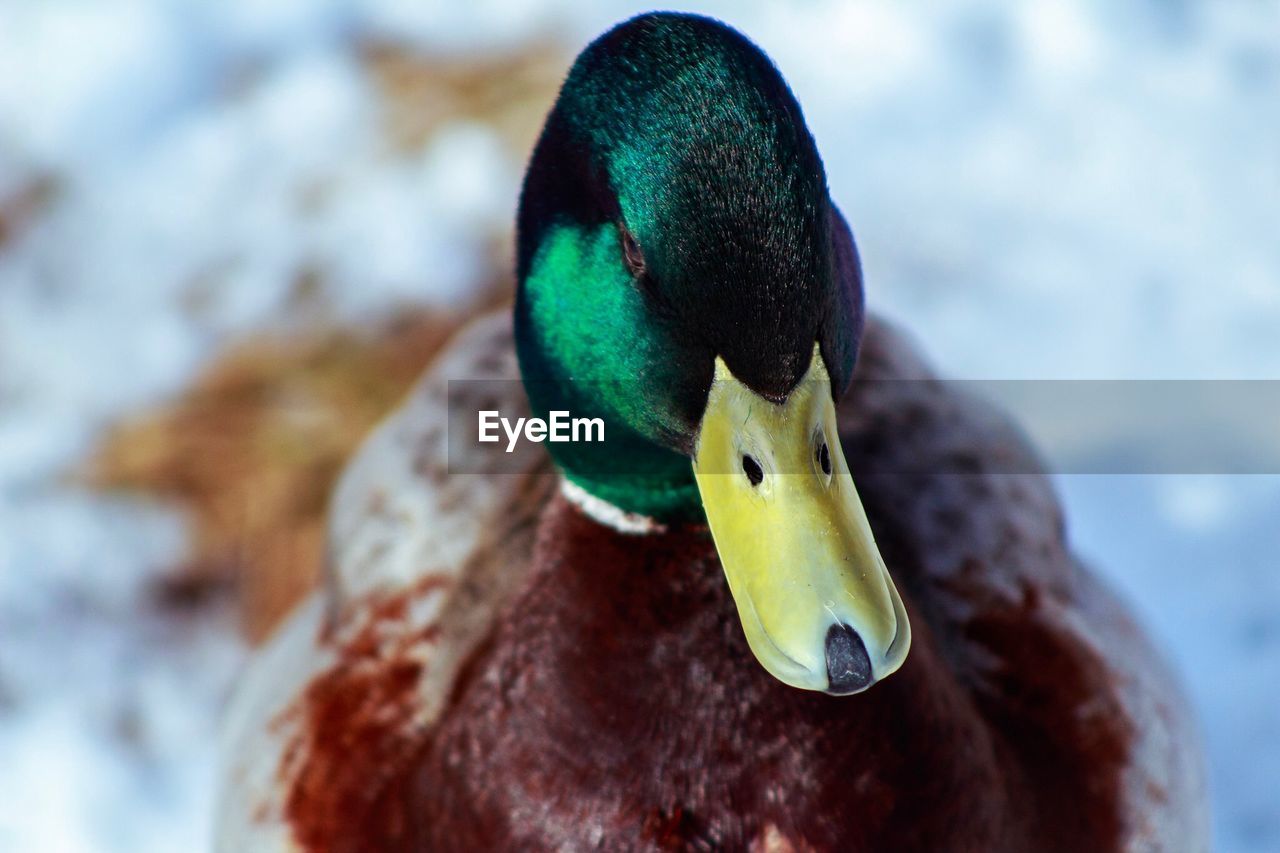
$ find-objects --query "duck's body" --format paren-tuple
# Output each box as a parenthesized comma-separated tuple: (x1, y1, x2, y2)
(218, 312, 1206, 852)
(218, 13, 1207, 851)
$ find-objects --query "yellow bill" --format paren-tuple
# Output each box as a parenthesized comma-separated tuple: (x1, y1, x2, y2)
(692, 345, 910, 694)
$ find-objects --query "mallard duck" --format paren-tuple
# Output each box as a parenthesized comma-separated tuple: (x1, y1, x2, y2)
(217, 13, 1208, 852)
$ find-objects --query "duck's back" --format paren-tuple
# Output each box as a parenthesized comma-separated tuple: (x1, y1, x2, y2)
(215, 312, 556, 851)
(216, 311, 1208, 852)
(839, 321, 1209, 851)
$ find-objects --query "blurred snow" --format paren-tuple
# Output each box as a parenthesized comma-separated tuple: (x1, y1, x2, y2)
(0, 492, 243, 852)
(0, 0, 1275, 851)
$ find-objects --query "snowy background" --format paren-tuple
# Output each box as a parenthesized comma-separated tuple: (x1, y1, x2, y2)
(0, 1, 1276, 850)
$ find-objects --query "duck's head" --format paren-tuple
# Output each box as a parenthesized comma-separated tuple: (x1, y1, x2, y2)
(514, 13, 909, 695)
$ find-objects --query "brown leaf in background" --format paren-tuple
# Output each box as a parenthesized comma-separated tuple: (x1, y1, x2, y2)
(360, 39, 567, 158)
(87, 308, 475, 643)
(0, 175, 58, 250)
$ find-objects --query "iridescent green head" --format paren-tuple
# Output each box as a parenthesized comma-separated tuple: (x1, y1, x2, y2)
(516, 12, 864, 520)
(515, 13, 910, 696)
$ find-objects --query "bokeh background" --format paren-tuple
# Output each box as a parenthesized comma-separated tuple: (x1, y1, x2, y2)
(0, 1, 1276, 850)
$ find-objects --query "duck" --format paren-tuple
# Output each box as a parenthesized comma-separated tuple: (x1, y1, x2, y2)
(217, 13, 1209, 852)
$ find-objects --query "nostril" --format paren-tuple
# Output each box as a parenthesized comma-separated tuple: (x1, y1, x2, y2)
(824, 623, 873, 695)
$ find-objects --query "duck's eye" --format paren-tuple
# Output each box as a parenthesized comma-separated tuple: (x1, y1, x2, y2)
(742, 454, 764, 487)
(817, 440, 831, 476)
(619, 224, 646, 277)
